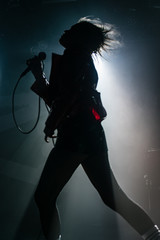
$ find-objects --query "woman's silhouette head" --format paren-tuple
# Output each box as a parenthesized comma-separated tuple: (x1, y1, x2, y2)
(59, 17, 119, 55)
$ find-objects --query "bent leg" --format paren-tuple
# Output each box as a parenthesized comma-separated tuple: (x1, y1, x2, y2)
(35, 147, 86, 240)
(81, 150, 154, 236)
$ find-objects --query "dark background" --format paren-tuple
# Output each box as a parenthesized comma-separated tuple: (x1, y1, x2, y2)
(0, 0, 160, 240)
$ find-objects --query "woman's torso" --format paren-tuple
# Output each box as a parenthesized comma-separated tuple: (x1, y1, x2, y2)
(51, 49, 106, 153)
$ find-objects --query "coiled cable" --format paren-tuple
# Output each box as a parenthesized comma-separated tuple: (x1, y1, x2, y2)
(12, 75, 41, 134)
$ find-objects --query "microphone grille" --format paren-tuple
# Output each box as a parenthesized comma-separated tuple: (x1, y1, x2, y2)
(38, 52, 46, 60)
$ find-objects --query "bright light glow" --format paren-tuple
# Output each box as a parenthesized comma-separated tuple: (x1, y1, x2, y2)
(93, 55, 153, 200)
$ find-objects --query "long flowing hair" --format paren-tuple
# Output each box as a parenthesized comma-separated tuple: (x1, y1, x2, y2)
(77, 17, 121, 55)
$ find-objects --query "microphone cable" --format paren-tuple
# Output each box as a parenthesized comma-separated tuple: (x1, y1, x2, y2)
(12, 74, 41, 134)
(12, 52, 57, 145)
(11, 52, 46, 134)
(12, 76, 57, 145)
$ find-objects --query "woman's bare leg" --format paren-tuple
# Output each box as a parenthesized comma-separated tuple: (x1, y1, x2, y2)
(81, 150, 154, 236)
(35, 147, 86, 240)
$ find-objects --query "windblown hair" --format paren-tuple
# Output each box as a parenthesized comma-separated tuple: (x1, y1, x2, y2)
(77, 17, 120, 55)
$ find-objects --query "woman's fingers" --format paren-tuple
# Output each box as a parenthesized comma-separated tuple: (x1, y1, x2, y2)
(44, 135, 50, 143)
(44, 135, 57, 143)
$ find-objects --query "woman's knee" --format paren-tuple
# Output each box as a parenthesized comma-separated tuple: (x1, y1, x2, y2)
(99, 178, 128, 212)
(100, 192, 117, 210)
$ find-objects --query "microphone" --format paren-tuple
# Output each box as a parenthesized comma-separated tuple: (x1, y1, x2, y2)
(20, 52, 46, 78)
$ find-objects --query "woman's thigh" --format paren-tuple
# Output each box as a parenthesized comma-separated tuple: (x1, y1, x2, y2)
(35, 146, 87, 205)
(81, 149, 117, 206)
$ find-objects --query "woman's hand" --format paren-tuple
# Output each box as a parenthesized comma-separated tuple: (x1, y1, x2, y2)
(44, 134, 57, 143)
(44, 126, 57, 143)
(43, 115, 58, 143)
(26, 56, 44, 80)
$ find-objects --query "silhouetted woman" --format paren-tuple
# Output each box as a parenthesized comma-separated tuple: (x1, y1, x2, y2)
(30, 17, 160, 240)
